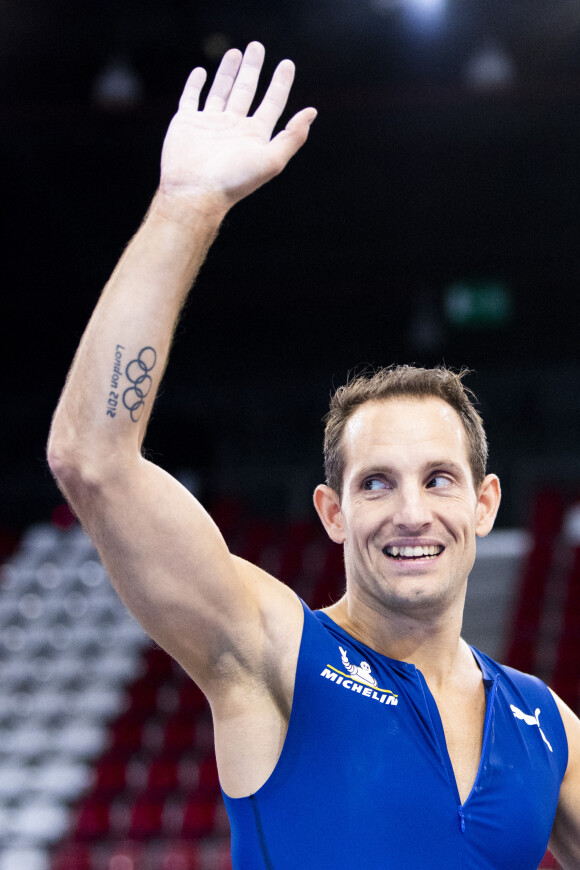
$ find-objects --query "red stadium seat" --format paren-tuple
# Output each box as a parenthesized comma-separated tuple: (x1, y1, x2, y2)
(141, 645, 175, 681)
(50, 843, 92, 870)
(126, 796, 165, 839)
(143, 757, 181, 795)
(92, 758, 131, 795)
(108, 713, 146, 756)
(197, 754, 220, 795)
(162, 714, 197, 754)
(179, 796, 217, 839)
(91, 840, 144, 870)
(310, 542, 345, 609)
(214, 842, 233, 870)
(505, 490, 565, 674)
(177, 680, 208, 715)
(125, 677, 161, 715)
(73, 800, 111, 840)
(159, 842, 201, 870)
(552, 545, 580, 709)
(200, 839, 232, 870)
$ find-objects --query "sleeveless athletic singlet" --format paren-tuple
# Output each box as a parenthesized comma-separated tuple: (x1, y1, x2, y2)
(222, 599, 568, 869)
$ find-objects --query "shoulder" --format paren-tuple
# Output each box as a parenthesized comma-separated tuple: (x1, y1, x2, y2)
(547, 690, 580, 866)
(549, 689, 580, 769)
(471, 647, 568, 752)
(472, 646, 557, 698)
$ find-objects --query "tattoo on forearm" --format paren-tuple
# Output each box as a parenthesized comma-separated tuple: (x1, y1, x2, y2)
(122, 346, 158, 423)
(106, 344, 125, 418)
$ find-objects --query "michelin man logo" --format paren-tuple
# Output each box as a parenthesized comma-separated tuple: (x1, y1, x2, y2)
(319, 647, 398, 705)
(339, 646, 377, 687)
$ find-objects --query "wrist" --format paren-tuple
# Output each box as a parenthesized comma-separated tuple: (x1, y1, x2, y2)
(152, 185, 229, 232)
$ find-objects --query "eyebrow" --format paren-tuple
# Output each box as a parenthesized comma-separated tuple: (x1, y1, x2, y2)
(352, 459, 468, 479)
(423, 459, 468, 477)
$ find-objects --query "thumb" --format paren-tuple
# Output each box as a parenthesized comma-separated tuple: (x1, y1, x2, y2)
(269, 107, 317, 169)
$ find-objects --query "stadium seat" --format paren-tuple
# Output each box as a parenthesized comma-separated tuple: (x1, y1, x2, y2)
(161, 715, 197, 755)
(125, 796, 166, 839)
(142, 757, 180, 795)
(0, 847, 49, 870)
(50, 842, 92, 870)
(73, 800, 111, 840)
(176, 680, 207, 716)
(158, 841, 201, 870)
(92, 757, 131, 795)
(179, 796, 216, 839)
(196, 755, 220, 795)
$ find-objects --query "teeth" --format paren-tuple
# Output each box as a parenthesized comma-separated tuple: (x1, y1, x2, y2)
(386, 545, 442, 559)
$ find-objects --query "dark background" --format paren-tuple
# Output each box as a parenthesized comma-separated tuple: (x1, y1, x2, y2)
(4, 0, 580, 533)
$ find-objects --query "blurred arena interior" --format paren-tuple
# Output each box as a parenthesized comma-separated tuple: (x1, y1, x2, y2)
(3, 0, 580, 867)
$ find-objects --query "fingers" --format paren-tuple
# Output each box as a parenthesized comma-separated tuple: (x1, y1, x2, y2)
(204, 47, 244, 113)
(222, 41, 266, 116)
(178, 42, 317, 156)
(204, 42, 265, 116)
(178, 67, 208, 112)
(252, 59, 296, 135)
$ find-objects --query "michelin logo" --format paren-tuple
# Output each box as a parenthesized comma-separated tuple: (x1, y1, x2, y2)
(320, 646, 398, 706)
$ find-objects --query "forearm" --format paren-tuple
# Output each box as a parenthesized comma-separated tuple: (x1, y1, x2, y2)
(47, 192, 224, 487)
(48, 41, 314, 503)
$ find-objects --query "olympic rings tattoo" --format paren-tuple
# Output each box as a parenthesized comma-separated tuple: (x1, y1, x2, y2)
(122, 346, 157, 422)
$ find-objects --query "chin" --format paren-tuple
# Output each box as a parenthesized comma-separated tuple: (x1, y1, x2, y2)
(380, 582, 455, 616)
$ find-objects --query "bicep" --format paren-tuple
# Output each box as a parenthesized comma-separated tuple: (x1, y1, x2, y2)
(76, 456, 292, 692)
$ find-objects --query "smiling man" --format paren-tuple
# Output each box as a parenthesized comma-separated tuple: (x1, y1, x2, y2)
(47, 42, 580, 868)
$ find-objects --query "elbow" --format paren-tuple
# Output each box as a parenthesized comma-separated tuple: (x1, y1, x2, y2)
(47, 427, 136, 506)
(47, 413, 138, 516)
(47, 434, 101, 504)
(47, 421, 115, 503)
(47, 424, 76, 487)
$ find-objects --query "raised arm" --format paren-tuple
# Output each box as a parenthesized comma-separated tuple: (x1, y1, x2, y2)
(47, 43, 315, 698)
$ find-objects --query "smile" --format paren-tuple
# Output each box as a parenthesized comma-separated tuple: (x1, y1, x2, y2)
(383, 545, 444, 560)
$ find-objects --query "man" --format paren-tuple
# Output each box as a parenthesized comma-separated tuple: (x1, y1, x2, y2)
(47, 42, 580, 867)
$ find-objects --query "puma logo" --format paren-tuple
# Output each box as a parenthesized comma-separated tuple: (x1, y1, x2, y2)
(510, 705, 553, 752)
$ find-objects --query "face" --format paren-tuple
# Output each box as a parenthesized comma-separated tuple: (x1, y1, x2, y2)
(315, 397, 500, 620)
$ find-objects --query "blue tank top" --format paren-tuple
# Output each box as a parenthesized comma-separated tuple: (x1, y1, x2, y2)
(222, 599, 568, 869)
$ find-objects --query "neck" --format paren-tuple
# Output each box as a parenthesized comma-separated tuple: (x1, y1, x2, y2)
(323, 591, 470, 688)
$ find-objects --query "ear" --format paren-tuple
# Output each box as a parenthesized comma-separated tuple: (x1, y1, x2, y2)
(475, 474, 501, 538)
(313, 484, 346, 544)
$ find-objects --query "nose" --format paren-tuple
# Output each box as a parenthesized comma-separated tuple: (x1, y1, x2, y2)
(392, 484, 432, 531)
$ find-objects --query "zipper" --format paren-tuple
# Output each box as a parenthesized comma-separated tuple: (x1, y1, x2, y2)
(457, 674, 500, 834)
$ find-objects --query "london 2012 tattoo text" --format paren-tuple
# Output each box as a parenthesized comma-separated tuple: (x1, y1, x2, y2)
(106, 344, 125, 418)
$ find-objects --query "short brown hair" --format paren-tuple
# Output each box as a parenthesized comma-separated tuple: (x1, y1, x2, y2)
(323, 365, 488, 498)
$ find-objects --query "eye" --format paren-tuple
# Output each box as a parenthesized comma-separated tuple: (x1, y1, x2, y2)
(363, 477, 389, 491)
(427, 475, 452, 489)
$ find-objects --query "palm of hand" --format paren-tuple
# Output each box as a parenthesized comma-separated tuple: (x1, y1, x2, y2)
(158, 42, 315, 214)
(161, 110, 278, 209)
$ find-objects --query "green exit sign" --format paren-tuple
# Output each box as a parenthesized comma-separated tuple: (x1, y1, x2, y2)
(444, 280, 512, 328)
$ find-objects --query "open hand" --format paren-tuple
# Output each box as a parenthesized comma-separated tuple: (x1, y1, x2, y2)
(159, 42, 317, 216)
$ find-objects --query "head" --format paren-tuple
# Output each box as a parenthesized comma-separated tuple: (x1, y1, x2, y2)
(323, 365, 488, 501)
(314, 367, 501, 622)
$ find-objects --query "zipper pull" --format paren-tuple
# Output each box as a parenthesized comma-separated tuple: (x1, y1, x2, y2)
(458, 806, 466, 834)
